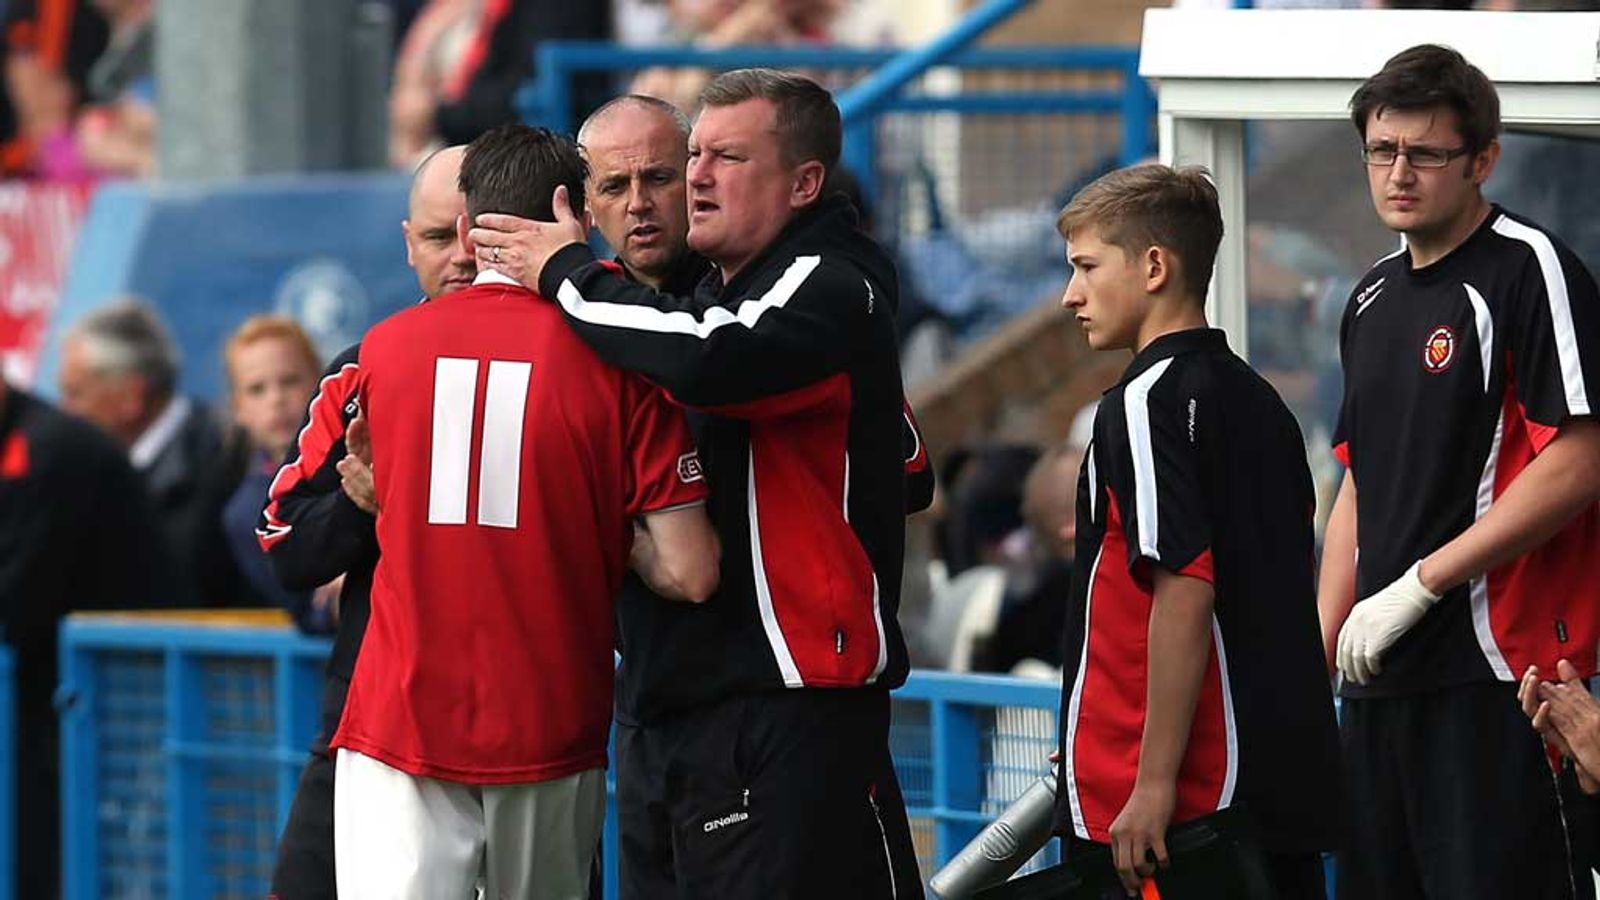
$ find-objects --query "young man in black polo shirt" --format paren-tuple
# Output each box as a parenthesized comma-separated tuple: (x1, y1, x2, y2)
(1053, 163, 1341, 899)
(1319, 45, 1600, 900)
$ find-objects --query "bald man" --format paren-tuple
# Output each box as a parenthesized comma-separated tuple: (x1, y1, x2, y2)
(403, 145, 477, 298)
(578, 94, 709, 294)
(260, 146, 474, 900)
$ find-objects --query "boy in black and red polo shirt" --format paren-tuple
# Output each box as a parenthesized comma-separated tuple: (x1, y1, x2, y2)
(1053, 163, 1341, 899)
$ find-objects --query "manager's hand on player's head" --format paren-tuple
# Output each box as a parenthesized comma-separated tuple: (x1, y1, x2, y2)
(469, 185, 588, 292)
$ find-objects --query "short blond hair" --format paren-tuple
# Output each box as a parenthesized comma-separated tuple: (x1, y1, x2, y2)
(223, 315, 321, 391)
(1056, 164, 1222, 302)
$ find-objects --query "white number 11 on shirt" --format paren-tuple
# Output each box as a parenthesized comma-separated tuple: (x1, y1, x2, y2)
(427, 356, 532, 528)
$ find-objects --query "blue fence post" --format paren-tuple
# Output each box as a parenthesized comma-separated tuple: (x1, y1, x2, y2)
(842, 123, 879, 207)
(602, 725, 620, 900)
(537, 42, 577, 136)
(165, 649, 203, 897)
(1118, 59, 1156, 166)
(931, 698, 985, 865)
(57, 630, 97, 900)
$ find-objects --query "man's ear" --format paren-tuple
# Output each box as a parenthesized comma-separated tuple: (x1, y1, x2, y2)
(455, 213, 472, 257)
(401, 219, 416, 267)
(790, 160, 826, 209)
(1144, 245, 1172, 294)
(1469, 139, 1500, 187)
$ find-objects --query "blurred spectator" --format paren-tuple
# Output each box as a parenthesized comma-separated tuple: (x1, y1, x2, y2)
(390, 0, 609, 168)
(71, 0, 153, 177)
(975, 443, 1081, 675)
(0, 0, 109, 177)
(218, 315, 338, 629)
(58, 298, 225, 606)
(629, 0, 843, 113)
(936, 443, 1039, 577)
(614, 0, 673, 46)
(0, 375, 162, 895)
(388, 0, 484, 168)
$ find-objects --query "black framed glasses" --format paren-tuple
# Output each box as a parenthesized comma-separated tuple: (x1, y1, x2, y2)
(1362, 143, 1473, 168)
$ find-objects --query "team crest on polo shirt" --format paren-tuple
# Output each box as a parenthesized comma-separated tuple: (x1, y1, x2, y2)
(1423, 326, 1456, 374)
(677, 451, 704, 484)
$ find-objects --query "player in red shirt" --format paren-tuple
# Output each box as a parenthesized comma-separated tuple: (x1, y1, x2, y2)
(330, 124, 719, 899)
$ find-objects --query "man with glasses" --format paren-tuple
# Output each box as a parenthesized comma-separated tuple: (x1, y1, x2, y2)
(1318, 44, 1600, 900)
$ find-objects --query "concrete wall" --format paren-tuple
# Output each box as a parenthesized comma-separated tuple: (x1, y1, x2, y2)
(157, 0, 391, 179)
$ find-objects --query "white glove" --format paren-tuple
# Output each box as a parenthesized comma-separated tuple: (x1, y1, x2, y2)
(1336, 561, 1441, 686)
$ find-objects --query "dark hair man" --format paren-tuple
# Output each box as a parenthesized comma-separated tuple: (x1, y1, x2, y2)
(1055, 164, 1341, 898)
(1320, 44, 1600, 900)
(467, 70, 930, 897)
(258, 144, 473, 900)
(327, 124, 716, 897)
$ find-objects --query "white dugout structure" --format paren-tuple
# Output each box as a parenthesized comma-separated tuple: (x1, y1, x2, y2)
(1139, 8, 1600, 358)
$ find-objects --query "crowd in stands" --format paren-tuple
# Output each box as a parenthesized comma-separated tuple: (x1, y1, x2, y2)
(0, 0, 153, 179)
(0, 0, 876, 179)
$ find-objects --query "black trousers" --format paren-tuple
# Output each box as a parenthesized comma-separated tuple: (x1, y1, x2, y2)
(1337, 681, 1594, 900)
(1062, 837, 1325, 900)
(615, 688, 925, 899)
(270, 751, 337, 900)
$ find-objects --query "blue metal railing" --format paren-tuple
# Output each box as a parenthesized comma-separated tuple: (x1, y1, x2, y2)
(520, 39, 1153, 231)
(58, 617, 1062, 898)
(518, 42, 1155, 173)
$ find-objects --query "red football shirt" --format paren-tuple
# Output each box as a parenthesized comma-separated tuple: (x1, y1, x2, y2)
(331, 272, 706, 784)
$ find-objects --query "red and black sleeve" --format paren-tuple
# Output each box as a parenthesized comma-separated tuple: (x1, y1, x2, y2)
(539, 242, 867, 416)
(903, 400, 933, 514)
(255, 343, 376, 591)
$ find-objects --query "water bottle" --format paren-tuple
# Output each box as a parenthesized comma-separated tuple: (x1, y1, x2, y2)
(929, 767, 1059, 899)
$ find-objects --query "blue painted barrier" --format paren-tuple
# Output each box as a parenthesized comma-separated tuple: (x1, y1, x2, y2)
(58, 616, 1062, 898)
(33, 174, 418, 406)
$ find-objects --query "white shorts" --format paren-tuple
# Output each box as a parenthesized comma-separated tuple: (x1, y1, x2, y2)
(333, 748, 605, 900)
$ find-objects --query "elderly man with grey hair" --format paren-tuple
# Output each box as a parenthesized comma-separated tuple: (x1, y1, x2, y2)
(59, 298, 223, 606)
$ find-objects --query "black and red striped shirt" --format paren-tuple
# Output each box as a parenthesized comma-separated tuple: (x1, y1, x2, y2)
(256, 342, 378, 755)
(1054, 328, 1341, 854)
(1334, 206, 1600, 698)
(539, 194, 929, 724)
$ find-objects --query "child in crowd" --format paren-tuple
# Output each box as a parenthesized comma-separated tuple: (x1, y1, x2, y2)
(220, 316, 335, 629)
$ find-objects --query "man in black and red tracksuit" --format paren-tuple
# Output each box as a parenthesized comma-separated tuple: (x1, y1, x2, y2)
(0, 378, 161, 897)
(256, 144, 476, 899)
(470, 68, 933, 898)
